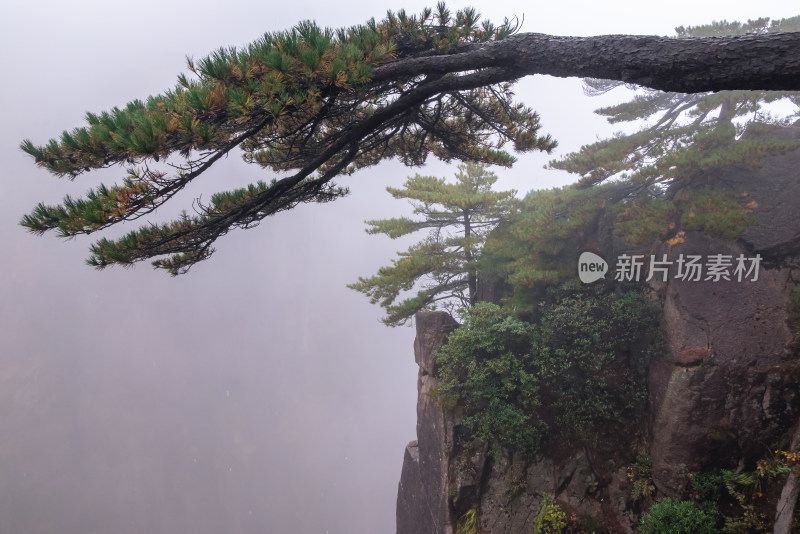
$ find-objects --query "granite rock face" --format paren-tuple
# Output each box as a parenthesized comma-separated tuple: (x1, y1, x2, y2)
(396, 311, 458, 534)
(649, 233, 800, 496)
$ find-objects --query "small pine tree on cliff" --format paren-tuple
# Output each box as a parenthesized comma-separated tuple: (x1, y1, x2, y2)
(349, 163, 515, 326)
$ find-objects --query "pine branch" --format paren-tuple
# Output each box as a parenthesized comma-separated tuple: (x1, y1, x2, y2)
(20, 6, 800, 274)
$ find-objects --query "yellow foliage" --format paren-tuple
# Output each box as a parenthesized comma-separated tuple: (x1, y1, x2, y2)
(667, 231, 686, 247)
(334, 70, 350, 89)
(209, 83, 228, 111)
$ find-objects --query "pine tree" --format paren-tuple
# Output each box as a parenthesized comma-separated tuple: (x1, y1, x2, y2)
(550, 17, 800, 191)
(18, 5, 800, 274)
(348, 163, 516, 326)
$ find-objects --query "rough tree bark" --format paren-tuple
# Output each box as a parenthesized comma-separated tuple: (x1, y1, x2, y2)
(376, 31, 800, 92)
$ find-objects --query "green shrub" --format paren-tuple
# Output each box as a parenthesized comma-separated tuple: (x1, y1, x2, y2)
(435, 302, 546, 454)
(533, 286, 657, 447)
(533, 493, 567, 534)
(688, 469, 725, 514)
(435, 285, 659, 455)
(628, 452, 655, 502)
(721, 507, 767, 534)
(638, 498, 716, 534)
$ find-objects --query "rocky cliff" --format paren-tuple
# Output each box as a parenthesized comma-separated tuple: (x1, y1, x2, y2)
(396, 128, 800, 533)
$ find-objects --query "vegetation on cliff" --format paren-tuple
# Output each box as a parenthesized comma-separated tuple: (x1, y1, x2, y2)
(638, 498, 715, 534)
(434, 287, 659, 457)
(426, 14, 800, 534)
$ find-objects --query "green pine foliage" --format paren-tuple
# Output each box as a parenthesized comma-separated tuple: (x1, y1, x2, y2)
(547, 16, 800, 245)
(21, 4, 556, 274)
(349, 163, 517, 326)
(674, 17, 800, 38)
(481, 181, 637, 312)
(676, 187, 754, 239)
(610, 186, 754, 244)
(612, 196, 677, 245)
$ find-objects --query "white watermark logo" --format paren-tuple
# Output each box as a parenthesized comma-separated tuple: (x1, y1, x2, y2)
(578, 252, 609, 284)
(579, 252, 762, 283)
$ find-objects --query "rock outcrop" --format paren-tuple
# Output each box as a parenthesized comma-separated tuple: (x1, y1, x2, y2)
(396, 311, 458, 534)
(396, 129, 800, 533)
(396, 311, 633, 533)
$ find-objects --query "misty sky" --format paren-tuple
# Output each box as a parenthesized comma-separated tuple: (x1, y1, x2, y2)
(1, 1, 797, 533)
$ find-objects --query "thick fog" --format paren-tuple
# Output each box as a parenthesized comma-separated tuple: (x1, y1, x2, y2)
(0, 1, 796, 533)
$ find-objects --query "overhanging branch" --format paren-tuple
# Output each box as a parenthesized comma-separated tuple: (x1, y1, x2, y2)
(373, 32, 800, 92)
